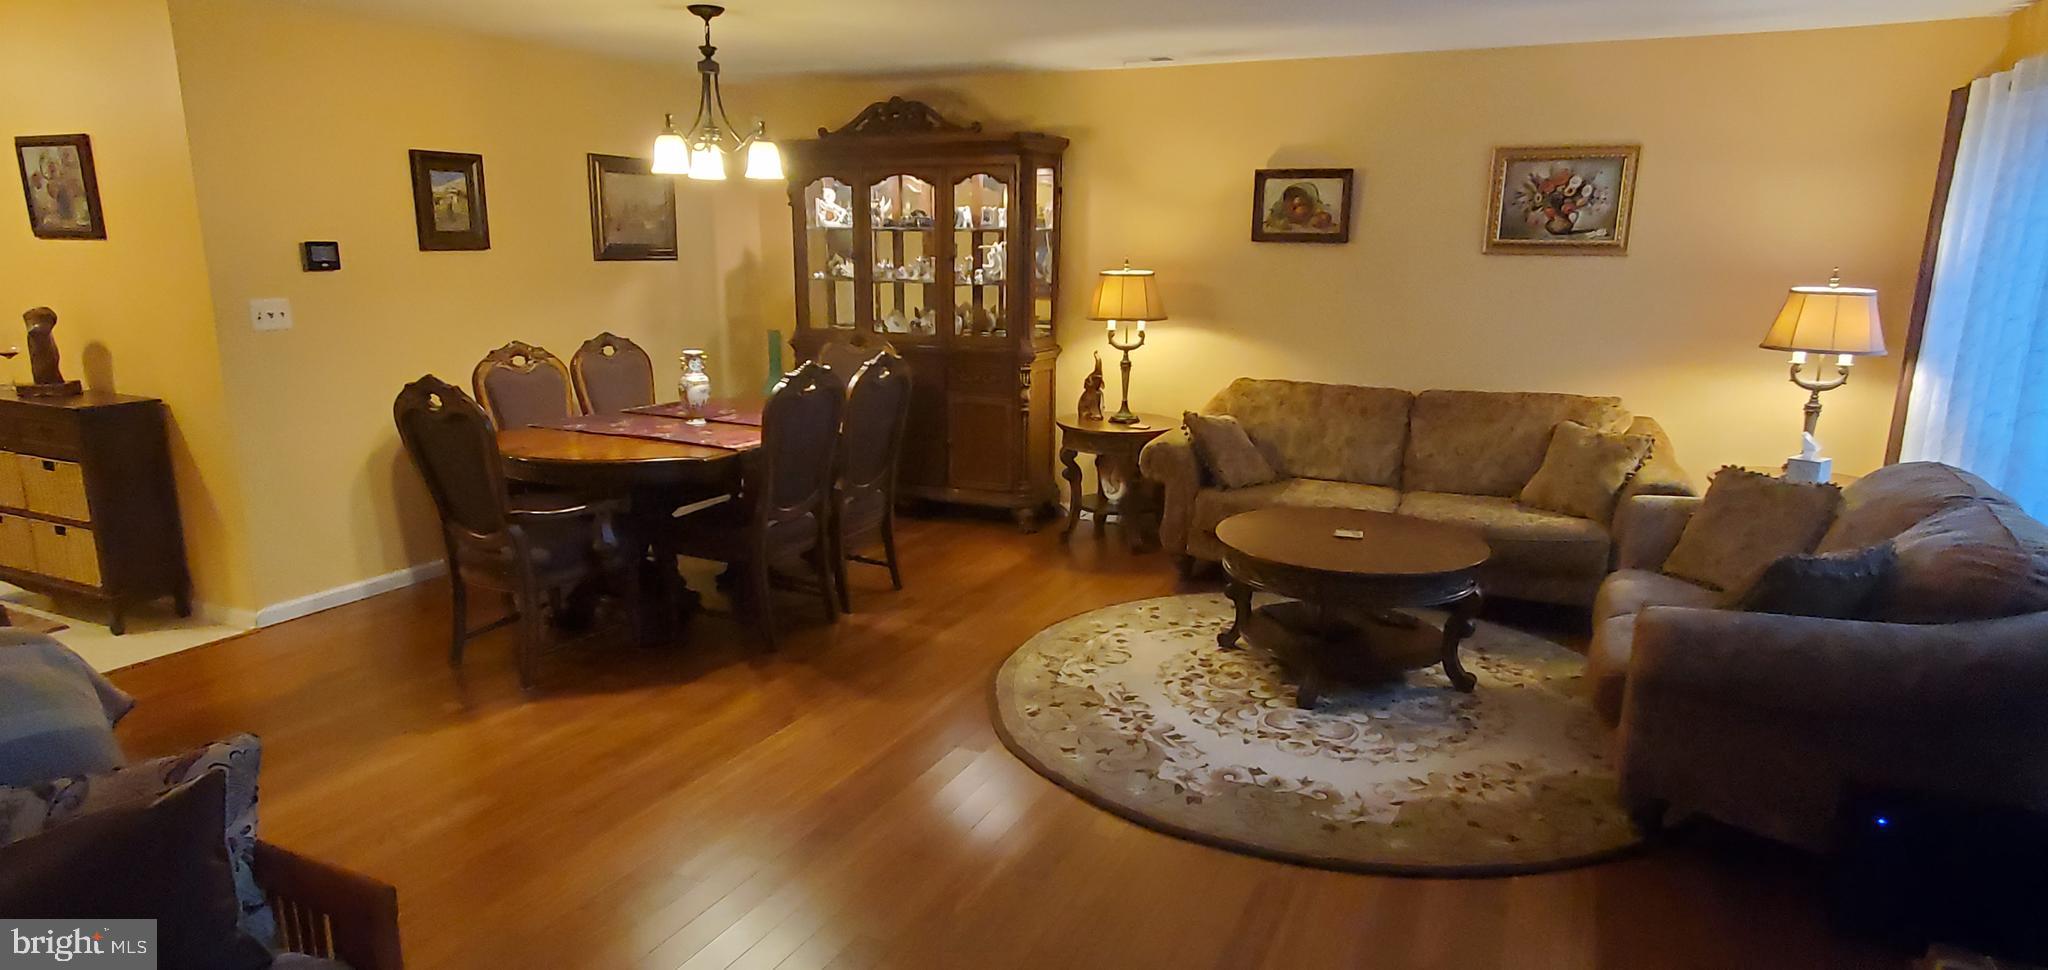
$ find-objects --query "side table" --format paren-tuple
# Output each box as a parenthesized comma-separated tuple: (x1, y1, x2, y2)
(1057, 412, 1173, 551)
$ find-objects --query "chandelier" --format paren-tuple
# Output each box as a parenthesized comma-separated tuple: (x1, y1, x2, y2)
(651, 4, 782, 181)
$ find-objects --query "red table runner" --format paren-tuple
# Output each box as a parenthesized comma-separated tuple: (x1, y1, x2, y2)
(535, 413, 761, 449)
(625, 401, 763, 427)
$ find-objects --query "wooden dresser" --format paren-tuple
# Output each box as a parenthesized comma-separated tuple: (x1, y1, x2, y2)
(0, 389, 190, 634)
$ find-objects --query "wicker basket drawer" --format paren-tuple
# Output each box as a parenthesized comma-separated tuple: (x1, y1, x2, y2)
(17, 454, 89, 522)
(29, 520, 98, 588)
(0, 452, 24, 510)
(0, 513, 34, 573)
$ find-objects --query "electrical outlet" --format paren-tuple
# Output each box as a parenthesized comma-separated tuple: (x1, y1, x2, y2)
(249, 298, 293, 331)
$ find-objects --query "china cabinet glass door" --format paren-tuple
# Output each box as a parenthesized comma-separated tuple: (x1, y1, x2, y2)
(869, 173, 939, 338)
(951, 172, 1011, 340)
(803, 177, 857, 330)
(1031, 165, 1059, 339)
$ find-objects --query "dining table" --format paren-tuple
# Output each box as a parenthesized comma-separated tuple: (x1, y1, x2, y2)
(496, 399, 764, 644)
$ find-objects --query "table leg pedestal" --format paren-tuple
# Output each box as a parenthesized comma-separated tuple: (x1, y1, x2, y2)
(1059, 447, 1083, 539)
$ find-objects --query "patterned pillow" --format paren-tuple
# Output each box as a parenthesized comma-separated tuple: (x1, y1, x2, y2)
(1517, 421, 1653, 522)
(0, 733, 274, 945)
(1662, 466, 1842, 593)
(1183, 411, 1277, 490)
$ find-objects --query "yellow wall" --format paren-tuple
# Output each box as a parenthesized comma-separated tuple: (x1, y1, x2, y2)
(722, 18, 2004, 488)
(165, 0, 744, 612)
(2008, 0, 2048, 64)
(0, 0, 255, 614)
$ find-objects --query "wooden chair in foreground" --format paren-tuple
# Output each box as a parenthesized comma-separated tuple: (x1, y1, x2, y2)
(570, 331, 655, 414)
(471, 340, 579, 428)
(813, 331, 896, 376)
(393, 375, 637, 688)
(832, 352, 911, 611)
(255, 840, 403, 970)
(672, 362, 844, 648)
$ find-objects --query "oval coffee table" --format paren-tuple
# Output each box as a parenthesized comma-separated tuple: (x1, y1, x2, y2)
(1214, 507, 1492, 707)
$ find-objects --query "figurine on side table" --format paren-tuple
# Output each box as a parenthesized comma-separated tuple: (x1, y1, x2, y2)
(19, 307, 81, 398)
(1078, 352, 1105, 421)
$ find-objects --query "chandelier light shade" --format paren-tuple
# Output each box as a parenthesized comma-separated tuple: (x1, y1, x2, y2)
(653, 4, 781, 182)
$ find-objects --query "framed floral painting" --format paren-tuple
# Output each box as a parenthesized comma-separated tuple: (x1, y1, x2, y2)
(1251, 168, 1354, 243)
(1484, 145, 1639, 255)
(15, 134, 105, 240)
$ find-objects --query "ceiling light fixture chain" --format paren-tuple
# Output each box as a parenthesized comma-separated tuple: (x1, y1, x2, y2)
(652, 3, 782, 181)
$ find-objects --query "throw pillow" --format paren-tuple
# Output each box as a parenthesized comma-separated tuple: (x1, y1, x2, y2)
(0, 733, 274, 945)
(0, 770, 274, 970)
(1517, 421, 1654, 522)
(1878, 500, 2048, 623)
(0, 631, 134, 786)
(1729, 542, 1896, 618)
(1662, 466, 1843, 593)
(1182, 411, 1278, 490)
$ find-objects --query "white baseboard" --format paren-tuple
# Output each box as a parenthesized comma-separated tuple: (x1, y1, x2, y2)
(192, 601, 258, 630)
(253, 560, 448, 628)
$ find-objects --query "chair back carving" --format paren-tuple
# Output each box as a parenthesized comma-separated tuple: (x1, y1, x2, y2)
(472, 340, 578, 428)
(839, 352, 911, 501)
(751, 361, 845, 528)
(394, 375, 509, 539)
(570, 331, 655, 414)
(813, 332, 897, 376)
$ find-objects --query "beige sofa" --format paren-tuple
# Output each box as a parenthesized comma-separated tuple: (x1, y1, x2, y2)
(1138, 379, 1693, 606)
(1597, 462, 2048, 849)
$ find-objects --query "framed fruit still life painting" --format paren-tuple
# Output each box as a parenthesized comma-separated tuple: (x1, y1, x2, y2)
(1251, 168, 1353, 243)
(15, 134, 105, 240)
(1485, 145, 1638, 255)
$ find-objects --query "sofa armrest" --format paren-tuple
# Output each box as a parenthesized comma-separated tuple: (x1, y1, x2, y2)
(1619, 416, 1694, 502)
(1611, 494, 1699, 571)
(1140, 435, 1201, 556)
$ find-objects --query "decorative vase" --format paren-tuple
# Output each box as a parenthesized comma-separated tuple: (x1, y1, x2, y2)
(679, 348, 712, 424)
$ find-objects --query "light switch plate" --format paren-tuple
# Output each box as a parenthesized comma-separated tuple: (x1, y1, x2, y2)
(249, 297, 292, 331)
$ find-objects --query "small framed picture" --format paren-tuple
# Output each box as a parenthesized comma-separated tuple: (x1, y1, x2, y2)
(15, 134, 105, 240)
(1484, 145, 1639, 255)
(587, 153, 677, 261)
(408, 149, 490, 251)
(1251, 168, 1354, 244)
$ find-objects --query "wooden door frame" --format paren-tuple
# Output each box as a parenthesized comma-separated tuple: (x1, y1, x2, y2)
(1885, 85, 1971, 463)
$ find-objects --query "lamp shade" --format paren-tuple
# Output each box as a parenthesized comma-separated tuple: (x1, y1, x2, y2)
(1760, 275, 1885, 356)
(1088, 263, 1168, 321)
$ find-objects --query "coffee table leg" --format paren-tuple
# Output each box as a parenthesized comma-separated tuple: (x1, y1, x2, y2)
(1218, 578, 1251, 650)
(1441, 588, 1481, 691)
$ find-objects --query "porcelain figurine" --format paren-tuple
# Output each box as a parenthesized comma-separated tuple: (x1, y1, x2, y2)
(883, 309, 908, 333)
(814, 194, 852, 228)
(1078, 352, 1106, 421)
(955, 206, 974, 229)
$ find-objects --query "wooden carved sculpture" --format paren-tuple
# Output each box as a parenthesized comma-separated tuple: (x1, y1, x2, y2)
(1078, 352, 1105, 421)
(19, 307, 81, 397)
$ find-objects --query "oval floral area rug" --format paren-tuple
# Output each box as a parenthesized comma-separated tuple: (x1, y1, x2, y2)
(992, 593, 1642, 875)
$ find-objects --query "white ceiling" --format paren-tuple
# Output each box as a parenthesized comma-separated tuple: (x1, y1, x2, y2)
(283, 0, 2012, 76)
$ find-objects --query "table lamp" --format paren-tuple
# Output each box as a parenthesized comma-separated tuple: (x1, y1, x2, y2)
(1758, 269, 1885, 483)
(1088, 260, 1167, 424)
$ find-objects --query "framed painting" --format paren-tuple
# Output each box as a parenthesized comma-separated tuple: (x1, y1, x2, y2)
(587, 153, 677, 261)
(408, 149, 490, 251)
(15, 134, 105, 240)
(1251, 168, 1354, 243)
(1484, 145, 1639, 255)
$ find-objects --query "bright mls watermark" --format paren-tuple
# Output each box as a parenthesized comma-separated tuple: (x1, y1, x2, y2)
(1, 921, 155, 968)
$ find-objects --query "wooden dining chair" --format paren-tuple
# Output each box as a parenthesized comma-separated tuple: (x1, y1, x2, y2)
(393, 375, 637, 689)
(831, 351, 910, 611)
(472, 340, 579, 428)
(671, 361, 844, 649)
(813, 331, 896, 376)
(571, 331, 656, 414)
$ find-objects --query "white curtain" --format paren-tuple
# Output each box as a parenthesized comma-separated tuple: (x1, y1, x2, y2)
(1901, 55, 2048, 516)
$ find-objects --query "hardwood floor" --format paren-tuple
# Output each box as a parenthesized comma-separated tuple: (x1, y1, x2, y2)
(110, 516, 1900, 969)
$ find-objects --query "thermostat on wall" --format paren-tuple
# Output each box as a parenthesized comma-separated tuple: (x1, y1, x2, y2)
(300, 241, 341, 272)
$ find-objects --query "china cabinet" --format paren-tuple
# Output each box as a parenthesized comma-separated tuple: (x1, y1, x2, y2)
(786, 98, 1066, 526)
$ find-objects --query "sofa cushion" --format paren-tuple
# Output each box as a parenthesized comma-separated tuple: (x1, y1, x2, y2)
(0, 770, 274, 970)
(1397, 491, 1610, 580)
(1662, 467, 1841, 594)
(1518, 421, 1653, 522)
(1817, 461, 2018, 553)
(1181, 412, 1277, 489)
(1594, 568, 1719, 624)
(1404, 390, 1630, 497)
(1879, 501, 2048, 623)
(0, 632, 133, 786)
(1193, 478, 1400, 541)
(1731, 543, 1896, 619)
(1208, 378, 1412, 487)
